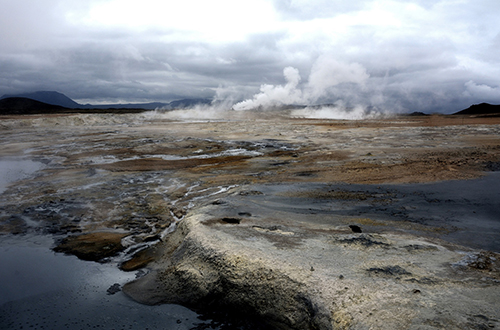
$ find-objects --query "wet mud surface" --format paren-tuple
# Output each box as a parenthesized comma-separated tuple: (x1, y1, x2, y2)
(233, 174, 500, 252)
(1, 111, 500, 329)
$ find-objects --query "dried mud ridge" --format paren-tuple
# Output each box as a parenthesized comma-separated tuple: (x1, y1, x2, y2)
(1, 113, 500, 329)
(123, 184, 500, 330)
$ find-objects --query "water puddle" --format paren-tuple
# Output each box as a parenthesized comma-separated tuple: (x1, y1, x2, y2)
(0, 158, 45, 195)
(0, 235, 205, 329)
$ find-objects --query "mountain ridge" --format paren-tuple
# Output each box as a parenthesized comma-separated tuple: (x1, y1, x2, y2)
(0, 97, 151, 114)
(0, 91, 80, 109)
(0, 91, 212, 110)
(0, 97, 69, 115)
(453, 103, 500, 115)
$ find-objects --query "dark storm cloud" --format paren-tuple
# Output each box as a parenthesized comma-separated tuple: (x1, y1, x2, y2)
(1, 0, 499, 112)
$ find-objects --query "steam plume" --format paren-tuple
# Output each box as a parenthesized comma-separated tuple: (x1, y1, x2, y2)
(232, 67, 303, 110)
(232, 56, 371, 115)
(305, 57, 369, 102)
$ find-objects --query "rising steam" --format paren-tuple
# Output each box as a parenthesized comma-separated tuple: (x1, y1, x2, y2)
(232, 67, 303, 111)
(153, 55, 387, 120)
(232, 56, 374, 119)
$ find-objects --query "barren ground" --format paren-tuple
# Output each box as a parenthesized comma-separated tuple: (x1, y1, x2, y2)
(1, 111, 500, 329)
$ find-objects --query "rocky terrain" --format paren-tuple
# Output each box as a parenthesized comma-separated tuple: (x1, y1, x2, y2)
(1, 110, 499, 329)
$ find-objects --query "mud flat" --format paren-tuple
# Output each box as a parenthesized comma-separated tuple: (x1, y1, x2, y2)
(1, 111, 500, 329)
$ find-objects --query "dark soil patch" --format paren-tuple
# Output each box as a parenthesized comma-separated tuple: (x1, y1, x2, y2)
(97, 155, 253, 172)
(336, 235, 390, 248)
(485, 161, 500, 171)
(367, 265, 412, 276)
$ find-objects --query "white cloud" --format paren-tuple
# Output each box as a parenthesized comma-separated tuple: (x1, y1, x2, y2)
(464, 81, 500, 101)
(1, 0, 500, 111)
(74, 0, 280, 43)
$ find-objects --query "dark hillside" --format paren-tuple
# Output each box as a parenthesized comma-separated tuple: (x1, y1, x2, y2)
(0, 91, 81, 108)
(454, 103, 500, 115)
(0, 97, 68, 114)
(0, 97, 147, 115)
(0, 90, 215, 110)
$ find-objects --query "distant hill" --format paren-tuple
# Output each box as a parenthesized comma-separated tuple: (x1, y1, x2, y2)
(0, 91, 212, 110)
(405, 111, 429, 116)
(0, 97, 148, 115)
(454, 103, 500, 115)
(0, 97, 68, 114)
(84, 98, 211, 110)
(0, 91, 81, 108)
(83, 102, 168, 110)
(162, 98, 212, 110)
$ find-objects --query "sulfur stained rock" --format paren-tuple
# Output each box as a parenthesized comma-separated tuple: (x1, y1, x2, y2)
(53, 232, 127, 262)
(120, 245, 162, 271)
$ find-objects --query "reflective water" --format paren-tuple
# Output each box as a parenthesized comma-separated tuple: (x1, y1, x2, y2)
(0, 158, 45, 195)
(0, 235, 204, 330)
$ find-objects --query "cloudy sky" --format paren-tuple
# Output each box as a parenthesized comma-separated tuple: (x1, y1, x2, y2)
(1, 0, 499, 113)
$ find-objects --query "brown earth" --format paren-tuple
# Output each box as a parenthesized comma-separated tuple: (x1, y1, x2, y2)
(53, 232, 127, 262)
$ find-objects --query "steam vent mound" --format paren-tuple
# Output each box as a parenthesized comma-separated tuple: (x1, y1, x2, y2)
(1, 111, 500, 329)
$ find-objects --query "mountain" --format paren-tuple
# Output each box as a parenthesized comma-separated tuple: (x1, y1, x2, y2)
(82, 102, 168, 110)
(163, 98, 212, 109)
(83, 98, 211, 110)
(0, 91, 212, 110)
(0, 97, 68, 114)
(406, 111, 429, 116)
(0, 91, 81, 108)
(0, 97, 148, 114)
(453, 103, 500, 115)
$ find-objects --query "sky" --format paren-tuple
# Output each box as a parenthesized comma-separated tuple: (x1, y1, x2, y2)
(1, 0, 499, 113)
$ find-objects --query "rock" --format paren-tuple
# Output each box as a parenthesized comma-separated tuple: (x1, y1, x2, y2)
(107, 283, 121, 295)
(171, 207, 186, 219)
(123, 196, 500, 330)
